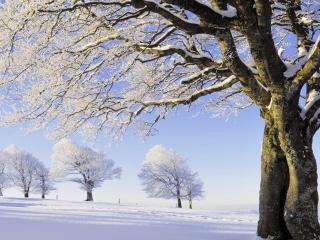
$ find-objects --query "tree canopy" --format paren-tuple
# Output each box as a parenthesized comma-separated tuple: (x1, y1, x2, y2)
(0, 1, 317, 139)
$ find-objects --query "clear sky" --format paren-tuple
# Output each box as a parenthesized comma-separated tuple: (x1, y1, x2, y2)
(1, 106, 320, 210)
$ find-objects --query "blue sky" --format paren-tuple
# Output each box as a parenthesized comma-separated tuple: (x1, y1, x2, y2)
(1, 106, 320, 210)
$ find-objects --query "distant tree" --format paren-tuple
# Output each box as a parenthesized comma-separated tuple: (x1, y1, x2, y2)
(51, 139, 122, 201)
(4, 145, 40, 198)
(138, 145, 191, 208)
(35, 162, 55, 199)
(0, 151, 10, 197)
(183, 172, 204, 209)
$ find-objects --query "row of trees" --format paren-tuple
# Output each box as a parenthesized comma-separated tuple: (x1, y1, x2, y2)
(139, 145, 204, 209)
(0, 142, 202, 208)
(0, 140, 122, 201)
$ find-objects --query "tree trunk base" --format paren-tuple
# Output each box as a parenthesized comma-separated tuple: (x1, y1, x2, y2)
(257, 120, 291, 239)
(86, 191, 93, 201)
(284, 209, 320, 240)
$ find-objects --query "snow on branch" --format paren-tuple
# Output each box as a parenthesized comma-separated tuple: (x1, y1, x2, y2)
(212, 4, 237, 18)
(291, 36, 320, 86)
(136, 44, 225, 70)
(300, 89, 320, 120)
(1, 0, 319, 140)
(135, 75, 238, 109)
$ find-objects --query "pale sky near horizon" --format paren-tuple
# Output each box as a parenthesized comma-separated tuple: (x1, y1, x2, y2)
(1, 106, 320, 210)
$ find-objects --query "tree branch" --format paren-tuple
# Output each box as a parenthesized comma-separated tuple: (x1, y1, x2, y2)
(292, 37, 320, 88)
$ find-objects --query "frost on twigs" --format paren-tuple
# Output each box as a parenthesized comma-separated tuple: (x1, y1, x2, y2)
(205, 83, 253, 119)
(0, 0, 251, 140)
(0, 0, 319, 141)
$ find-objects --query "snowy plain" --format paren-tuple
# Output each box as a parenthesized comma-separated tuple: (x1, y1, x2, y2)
(0, 198, 258, 240)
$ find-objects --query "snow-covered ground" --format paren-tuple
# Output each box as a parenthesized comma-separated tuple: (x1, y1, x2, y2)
(0, 198, 258, 240)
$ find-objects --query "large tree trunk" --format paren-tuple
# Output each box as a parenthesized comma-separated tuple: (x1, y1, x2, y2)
(272, 97, 320, 239)
(282, 127, 320, 238)
(86, 191, 93, 201)
(257, 120, 291, 239)
(24, 192, 29, 198)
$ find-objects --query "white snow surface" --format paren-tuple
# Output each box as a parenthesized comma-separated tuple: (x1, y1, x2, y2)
(0, 197, 257, 240)
(212, 4, 237, 18)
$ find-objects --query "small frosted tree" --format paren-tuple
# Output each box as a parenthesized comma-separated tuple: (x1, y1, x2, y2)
(35, 162, 55, 199)
(183, 172, 204, 209)
(4, 145, 40, 198)
(51, 139, 122, 201)
(138, 145, 191, 208)
(0, 151, 10, 197)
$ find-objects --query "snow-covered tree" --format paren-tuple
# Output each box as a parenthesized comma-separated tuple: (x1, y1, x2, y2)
(0, 0, 319, 238)
(4, 145, 41, 198)
(35, 162, 55, 199)
(138, 145, 191, 208)
(0, 151, 10, 197)
(183, 172, 204, 209)
(51, 139, 122, 201)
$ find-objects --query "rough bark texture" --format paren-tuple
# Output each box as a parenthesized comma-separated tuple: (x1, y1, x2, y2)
(258, 120, 292, 239)
(272, 95, 320, 239)
(86, 191, 93, 201)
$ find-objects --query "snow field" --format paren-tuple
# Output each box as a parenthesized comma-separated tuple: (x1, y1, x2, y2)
(0, 198, 257, 240)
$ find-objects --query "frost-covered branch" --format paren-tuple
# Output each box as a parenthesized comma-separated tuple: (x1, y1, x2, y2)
(0, 0, 318, 140)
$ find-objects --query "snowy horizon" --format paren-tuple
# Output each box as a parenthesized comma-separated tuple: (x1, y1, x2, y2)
(0, 107, 265, 210)
(0, 106, 318, 210)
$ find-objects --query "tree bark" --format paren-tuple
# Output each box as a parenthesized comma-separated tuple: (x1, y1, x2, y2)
(0, 188, 3, 197)
(24, 192, 29, 198)
(284, 146, 320, 239)
(86, 191, 93, 201)
(282, 128, 320, 238)
(42, 194, 45, 199)
(272, 96, 320, 239)
(189, 200, 192, 209)
(257, 120, 292, 239)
